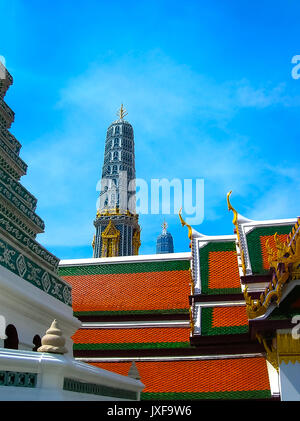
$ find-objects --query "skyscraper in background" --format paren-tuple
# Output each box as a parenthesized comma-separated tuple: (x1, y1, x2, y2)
(156, 220, 174, 254)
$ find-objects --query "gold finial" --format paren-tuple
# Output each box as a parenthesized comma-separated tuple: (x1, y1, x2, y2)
(117, 104, 128, 120)
(227, 190, 238, 225)
(162, 219, 168, 235)
(179, 208, 193, 240)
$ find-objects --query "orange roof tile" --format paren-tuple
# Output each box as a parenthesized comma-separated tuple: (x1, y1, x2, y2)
(91, 358, 270, 393)
(72, 327, 190, 344)
(212, 306, 248, 328)
(208, 251, 241, 290)
(260, 234, 288, 270)
(62, 270, 191, 313)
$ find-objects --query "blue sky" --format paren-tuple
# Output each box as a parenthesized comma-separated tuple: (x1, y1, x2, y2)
(1, 0, 300, 258)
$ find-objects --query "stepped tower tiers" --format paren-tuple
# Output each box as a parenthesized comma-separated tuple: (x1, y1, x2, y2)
(156, 220, 174, 254)
(93, 105, 141, 257)
(0, 61, 78, 352)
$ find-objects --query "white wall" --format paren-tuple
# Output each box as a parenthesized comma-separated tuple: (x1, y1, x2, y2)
(0, 265, 80, 353)
(279, 362, 300, 401)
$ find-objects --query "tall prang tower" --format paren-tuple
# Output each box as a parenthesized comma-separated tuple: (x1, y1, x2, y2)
(93, 105, 141, 257)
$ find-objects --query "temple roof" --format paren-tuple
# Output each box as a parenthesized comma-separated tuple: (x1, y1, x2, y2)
(91, 358, 271, 400)
(59, 253, 192, 316)
(200, 305, 248, 336)
(72, 326, 191, 351)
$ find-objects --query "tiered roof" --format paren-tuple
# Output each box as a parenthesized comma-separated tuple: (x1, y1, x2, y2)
(60, 247, 273, 399)
(91, 358, 271, 400)
(72, 327, 191, 352)
(59, 256, 191, 317)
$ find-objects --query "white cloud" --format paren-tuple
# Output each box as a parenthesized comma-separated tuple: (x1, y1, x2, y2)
(20, 50, 300, 249)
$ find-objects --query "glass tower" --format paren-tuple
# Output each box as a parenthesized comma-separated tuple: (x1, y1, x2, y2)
(156, 221, 174, 254)
(93, 105, 141, 257)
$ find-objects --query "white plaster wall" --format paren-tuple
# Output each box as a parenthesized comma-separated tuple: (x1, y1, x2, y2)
(0, 265, 81, 354)
(0, 349, 144, 401)
(279, 362, 300, 401)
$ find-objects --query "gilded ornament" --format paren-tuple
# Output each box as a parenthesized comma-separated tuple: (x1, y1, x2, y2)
(245, 217, 300, 319)
(226, 191, 246, 275)
(178, 208, 193, 241)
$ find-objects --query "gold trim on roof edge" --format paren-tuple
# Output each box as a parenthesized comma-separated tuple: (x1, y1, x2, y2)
(227, 191, 246, 276)
(257, 332, 300, 369)
(244, 217, 300, 319)
(256, 333, 279, 372)
(178, 208, 192, 241)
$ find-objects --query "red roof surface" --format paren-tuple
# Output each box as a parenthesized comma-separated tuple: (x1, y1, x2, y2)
(208, 250, 241, 290)
(91, 357, 270, 394)
(62, 270, 191, 313)
(212, 306, 248, 328)
(72, 327, 190, 344)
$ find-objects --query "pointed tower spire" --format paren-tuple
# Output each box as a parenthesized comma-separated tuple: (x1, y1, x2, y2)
(156, 220, 174, 254)
(117, 104, 128, 120)
(93, 106, 141, 257)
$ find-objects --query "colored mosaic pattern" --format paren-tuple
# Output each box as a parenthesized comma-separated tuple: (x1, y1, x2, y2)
(0, 97, 14, 117)
(0, 237, 72, 306)
(246, 225, 294, 274)
(199, 241, 241, 294)
(201, 306, 248, 336)
(0, 213, 59, 271)
(0, 179, 44, 231)
(91, 358, 271, 400)
(0, 167, 37, 210)
(0, 129, 21, 154)
(59, 259, 190, 276)
(0, 136, 27, 174)
(60, 261, 191, 314)
(0, 155, 21, 182)
(72, 327, 191, 350)
(63, 377, 137, 400)
(0, 203, 35, 237)
(0, 371, 37, 388)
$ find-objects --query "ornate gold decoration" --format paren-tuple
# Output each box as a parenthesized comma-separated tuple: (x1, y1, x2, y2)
(117, 104, 128, 120)
(132, 229, 141, 255)
(101, 220, 120, 257)
(189, 307, 195, 336)
(227, 191, 246, 275)
(226, 190, 238, 225)
(96, 207, 137, 219)
(256, 333, 279, 371)
(256, 332, 300, 369)
(277, 332, 300, 365)
(178, 208, 193, 241)
(189, 267, 194, 295)
(245, 217, 300, 319)
(92, 234, 95, 251)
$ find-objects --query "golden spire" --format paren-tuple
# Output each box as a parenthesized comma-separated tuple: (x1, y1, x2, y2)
(117, 104, 128, 120)
(162, 219, 168, 235)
